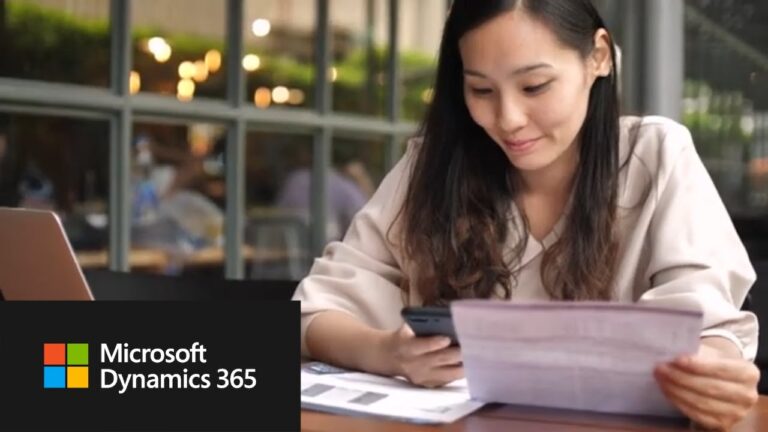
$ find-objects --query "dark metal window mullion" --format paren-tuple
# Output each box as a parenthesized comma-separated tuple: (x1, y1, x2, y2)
(109, 0, 132, 272)
(0, 0, 424, 279)
(225, 0, 246, 279)
(385, 0, 401, 171)
(311, 0, 332, 259)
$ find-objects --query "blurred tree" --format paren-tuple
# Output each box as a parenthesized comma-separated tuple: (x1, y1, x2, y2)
(688, 0, 768, 49)
(686, 0, 768, 109)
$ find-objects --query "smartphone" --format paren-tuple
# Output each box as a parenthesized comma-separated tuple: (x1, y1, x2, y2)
(401, 306, 459, 346)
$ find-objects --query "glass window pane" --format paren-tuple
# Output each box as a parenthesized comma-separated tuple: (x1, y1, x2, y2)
(131, 0, 226, 100)
(0, 112, 110, 266)
(684, 1, 768, 216)
(399, 0, 444, 121)
(330, 133, 386, 238)
(131, 121, 227, 277)
(0, 0, 111, 86)
(331, 0, 388, 117)
(243, 0, 315, 109)
(245, 131, 313, 280)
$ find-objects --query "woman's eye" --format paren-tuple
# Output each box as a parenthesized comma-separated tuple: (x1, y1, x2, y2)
(469, 87, 493, 96)
(523, 81, 552, 95)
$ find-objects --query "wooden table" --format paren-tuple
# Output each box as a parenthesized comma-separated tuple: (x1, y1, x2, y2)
(75, 245, 293, 271)
(76, 248, 169, 272)
(301, 396, 768, 431)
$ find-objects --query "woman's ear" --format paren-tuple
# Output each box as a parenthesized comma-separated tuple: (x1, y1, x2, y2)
(590, 28, 613, 79)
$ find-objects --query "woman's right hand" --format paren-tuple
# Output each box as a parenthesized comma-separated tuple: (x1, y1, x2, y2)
(383, 324, 464, 388)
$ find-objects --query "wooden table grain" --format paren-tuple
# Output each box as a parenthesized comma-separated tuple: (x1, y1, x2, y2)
(301, 396, 768, 431)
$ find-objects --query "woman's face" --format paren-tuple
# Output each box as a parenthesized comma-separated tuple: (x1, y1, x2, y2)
(459, 9, 610, 174)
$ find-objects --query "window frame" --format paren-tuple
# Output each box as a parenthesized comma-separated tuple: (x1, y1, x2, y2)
(0, 0, 437, 278)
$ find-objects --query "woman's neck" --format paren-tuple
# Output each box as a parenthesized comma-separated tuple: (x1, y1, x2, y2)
(516, 142, 580, 200)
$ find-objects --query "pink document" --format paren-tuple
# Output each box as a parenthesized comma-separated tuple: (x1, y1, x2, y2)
(451, 300, 703, 417)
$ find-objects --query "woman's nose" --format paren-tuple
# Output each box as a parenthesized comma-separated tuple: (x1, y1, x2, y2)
(497, 97, 527, 134)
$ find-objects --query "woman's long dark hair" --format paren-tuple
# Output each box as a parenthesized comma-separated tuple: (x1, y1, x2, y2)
(397, 0, 620, 305)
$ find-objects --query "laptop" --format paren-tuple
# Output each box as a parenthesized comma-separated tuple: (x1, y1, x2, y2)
(0, 207, 95, 300)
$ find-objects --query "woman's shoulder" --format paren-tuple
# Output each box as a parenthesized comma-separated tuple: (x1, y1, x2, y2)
(403, 136, 424, 160)
(620, 115, 696, 177)
(617, 115, 702, 207)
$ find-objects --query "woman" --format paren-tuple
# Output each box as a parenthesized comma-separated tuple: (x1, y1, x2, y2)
(293, 0, 760, 429)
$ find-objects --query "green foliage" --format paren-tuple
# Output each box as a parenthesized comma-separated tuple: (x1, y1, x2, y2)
(682, 79, 754, 157)
(6, 1, 111, 85)
(4, 1, 436, 120)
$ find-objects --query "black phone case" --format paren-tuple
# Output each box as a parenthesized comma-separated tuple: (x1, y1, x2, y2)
(401, 306, 459, 346)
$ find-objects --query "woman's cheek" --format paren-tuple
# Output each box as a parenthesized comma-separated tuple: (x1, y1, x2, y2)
(530, 93, 572, 130)
(466, 98, 494, 130)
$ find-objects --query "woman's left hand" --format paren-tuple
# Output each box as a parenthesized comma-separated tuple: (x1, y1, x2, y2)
(654, 338, 761, 431)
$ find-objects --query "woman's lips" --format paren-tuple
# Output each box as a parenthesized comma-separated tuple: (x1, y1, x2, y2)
(503, 137, 541, 153)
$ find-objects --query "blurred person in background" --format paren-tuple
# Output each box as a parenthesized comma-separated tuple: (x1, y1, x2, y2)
(276, 148, 372, 241)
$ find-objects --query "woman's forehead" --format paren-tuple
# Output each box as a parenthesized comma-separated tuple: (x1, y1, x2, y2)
(458, 10, 576, 72)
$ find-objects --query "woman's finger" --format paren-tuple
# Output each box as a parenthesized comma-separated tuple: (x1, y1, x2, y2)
(422, 346, 462, 367)
(398, 323, 416, 339)
(662, 391, 728, 431)
(401, 334, 452, 357)
(656, 369, 748, 422)
(673, 355, 760, 385)
(655, 363, 759, 407)
(417, 365, 465, 388)
(434, 364, 465, 384)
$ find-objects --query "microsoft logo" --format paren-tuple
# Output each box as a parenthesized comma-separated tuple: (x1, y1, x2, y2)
(43, 343, 89, 389)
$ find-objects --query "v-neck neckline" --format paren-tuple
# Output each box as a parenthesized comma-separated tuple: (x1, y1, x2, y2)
(508, 191, 573, 270)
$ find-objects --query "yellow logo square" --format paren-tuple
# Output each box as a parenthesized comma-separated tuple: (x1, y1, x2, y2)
(66, 366, 89, 389)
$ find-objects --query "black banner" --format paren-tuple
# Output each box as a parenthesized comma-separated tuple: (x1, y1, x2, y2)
(0, 301, 299, 431)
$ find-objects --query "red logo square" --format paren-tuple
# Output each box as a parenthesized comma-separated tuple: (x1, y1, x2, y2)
(44, 343, 66, 365)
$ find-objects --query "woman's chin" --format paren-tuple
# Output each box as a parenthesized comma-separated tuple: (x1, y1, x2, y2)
(505, 153, 549, 172)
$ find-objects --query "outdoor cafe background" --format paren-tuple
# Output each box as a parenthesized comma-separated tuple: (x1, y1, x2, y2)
(0, 0, 766, 284)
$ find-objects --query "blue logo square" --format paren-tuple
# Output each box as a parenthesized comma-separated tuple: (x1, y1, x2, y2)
(44, 366, 66, 389)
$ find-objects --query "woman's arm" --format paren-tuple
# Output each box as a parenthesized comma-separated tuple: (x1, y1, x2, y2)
(636, 120, 757, 358)
(306, 311, 463, 387)
(293, 140, 464, 386)
(699, 336, 745, 360)
(305, 311, 397, 376)
(633, 120, 760, 429)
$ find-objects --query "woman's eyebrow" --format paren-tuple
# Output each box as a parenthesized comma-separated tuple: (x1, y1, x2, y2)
(463, 63, 554, 78)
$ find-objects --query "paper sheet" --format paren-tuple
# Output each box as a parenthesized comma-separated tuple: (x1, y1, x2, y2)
(300, 362, 484, 424)
(451, 300, 703, 417)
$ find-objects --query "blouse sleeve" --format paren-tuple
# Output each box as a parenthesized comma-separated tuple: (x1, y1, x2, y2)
(637, 122, 758, 360)
(292, 140, 418, 357)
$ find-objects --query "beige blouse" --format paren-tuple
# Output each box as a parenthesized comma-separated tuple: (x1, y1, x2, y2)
(293, 116, 759, 360)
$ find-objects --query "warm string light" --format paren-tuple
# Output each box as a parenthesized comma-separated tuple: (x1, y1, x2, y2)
(251, 19, 271, 37)
(147, 37, 171, 63)
(242, 54, 261, 72)
(272, 86, 289, 104)
(178, 61, 195, 79)
(177, 78, 195, 102)
(288, 89, 305, 105)
(254, 87, 271, 109)
(192, 60, 209, 82)
(129, 71, 141, 94)
(253, 87, 306, 108)
(204, 49, 222, 73)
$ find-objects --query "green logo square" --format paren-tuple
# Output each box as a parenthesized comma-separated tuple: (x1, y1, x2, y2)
(67, 343, 89, 365)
